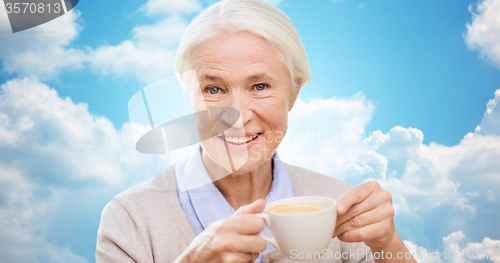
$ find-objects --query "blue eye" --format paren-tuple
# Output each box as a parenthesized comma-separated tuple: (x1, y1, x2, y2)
(207, 87, 220, 94)
(254, 83, 268, 91)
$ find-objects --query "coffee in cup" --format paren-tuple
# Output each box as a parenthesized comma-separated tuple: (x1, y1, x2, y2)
(256, 196, 337, 260)
(267, 203, 330, 214)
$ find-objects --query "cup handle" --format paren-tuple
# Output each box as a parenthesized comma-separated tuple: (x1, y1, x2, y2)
(255, 213, 280, 251)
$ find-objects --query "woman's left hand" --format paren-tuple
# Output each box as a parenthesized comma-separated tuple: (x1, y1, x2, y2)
(333, 181, 397, 250)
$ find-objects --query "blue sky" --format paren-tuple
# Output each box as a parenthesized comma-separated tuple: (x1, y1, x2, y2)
(0, 0, 499, 262)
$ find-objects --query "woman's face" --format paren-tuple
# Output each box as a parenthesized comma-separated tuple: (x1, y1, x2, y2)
(190, 32, 298, 174)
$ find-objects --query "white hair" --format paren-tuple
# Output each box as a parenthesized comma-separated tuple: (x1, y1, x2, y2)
(174, 0, 310, 93)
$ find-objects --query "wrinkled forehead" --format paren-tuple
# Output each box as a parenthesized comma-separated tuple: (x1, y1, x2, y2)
(191, 32, 287, 80)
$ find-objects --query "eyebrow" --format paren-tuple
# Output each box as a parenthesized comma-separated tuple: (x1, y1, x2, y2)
(199, 75, 221, 82)
(199, 73, 275, 82)
(247, 73, 275, 82)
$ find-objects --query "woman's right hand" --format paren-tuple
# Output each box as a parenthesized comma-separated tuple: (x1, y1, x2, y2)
(175, 199, 268, 263)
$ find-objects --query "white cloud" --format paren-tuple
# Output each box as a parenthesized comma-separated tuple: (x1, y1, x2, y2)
(85, 0, 201, 83)
(465, 0, 500, 69)
(460, 235, 500, 263)
(404, 232, 500, 263)
(88, 16, 187, 83)
(0, 0, 190, 83)
(403, 240, 440, 263)
(0, 77, 168, 262)
(0, 76, 169, 184)
(2, 77, 119, 184)
(0, 0, 86, 79)
(376, 127, 500, 214)
(360, 125, 499, 214)
(278, 92, 375, 179)
(473, 89, 500, 136)
(0, 178, 89, 263)
(141, 0, 201, 16)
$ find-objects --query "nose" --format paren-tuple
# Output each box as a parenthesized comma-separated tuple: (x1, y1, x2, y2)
(223, 92, 253, 129)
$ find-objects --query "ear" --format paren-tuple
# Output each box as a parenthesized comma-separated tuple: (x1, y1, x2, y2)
(288, 81, 301, 112)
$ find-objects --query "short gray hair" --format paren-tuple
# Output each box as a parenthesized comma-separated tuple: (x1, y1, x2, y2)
(174, 0, 310, 93)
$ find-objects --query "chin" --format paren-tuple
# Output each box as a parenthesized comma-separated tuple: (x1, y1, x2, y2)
(231, 159, 265, 174)
(231, 150, 273, 174)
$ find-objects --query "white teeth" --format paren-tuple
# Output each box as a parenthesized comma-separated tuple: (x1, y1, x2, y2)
(221, 134, 259, 145)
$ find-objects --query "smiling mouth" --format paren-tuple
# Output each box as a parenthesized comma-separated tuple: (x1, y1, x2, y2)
(219, 133, 261, 145)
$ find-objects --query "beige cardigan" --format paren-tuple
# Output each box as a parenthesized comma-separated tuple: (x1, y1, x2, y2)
(96, 163, 374, 263)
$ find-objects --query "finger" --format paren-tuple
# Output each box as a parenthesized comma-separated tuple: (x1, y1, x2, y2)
(336, 188, 391, 227)
(337, 218, 393, 243)
(250, 252, 259, 262)
(337, 181, 379, 215)
(333, 202, 394, 238)
(220, 234, 267, 254)
(221, 251, 254, 263)
(233, 199, 266, 217)
(226, 214, 265, 235)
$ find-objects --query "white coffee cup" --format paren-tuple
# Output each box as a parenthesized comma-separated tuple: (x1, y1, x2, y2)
(256, 196, 337, 260)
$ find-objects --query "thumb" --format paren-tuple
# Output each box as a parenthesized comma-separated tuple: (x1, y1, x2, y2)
(232, 199, 266, 217)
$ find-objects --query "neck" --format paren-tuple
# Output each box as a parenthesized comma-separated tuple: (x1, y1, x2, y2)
(201, 148, 274, 210)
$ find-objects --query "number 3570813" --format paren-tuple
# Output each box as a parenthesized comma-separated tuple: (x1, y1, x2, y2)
(5, 2, 62, 14)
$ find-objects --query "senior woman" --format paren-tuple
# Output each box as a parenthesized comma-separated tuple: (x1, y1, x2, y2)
(96, 0, 415, 262)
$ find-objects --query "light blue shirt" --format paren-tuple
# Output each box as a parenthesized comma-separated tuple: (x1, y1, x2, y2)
(175, 147, 296, 263)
